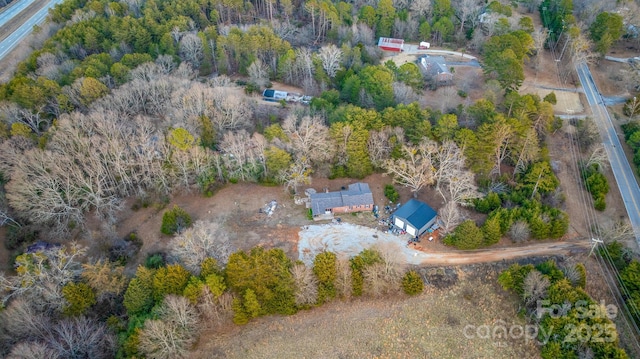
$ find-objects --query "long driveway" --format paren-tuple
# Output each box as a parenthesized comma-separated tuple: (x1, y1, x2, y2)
(0, 0, 63, 61)
(575, 62, 640, 245)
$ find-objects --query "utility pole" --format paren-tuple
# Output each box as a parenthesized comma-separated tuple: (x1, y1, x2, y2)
(589, 237, 604, 256)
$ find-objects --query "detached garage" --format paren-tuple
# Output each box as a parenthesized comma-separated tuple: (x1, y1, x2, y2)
(392, 199, 437, 237)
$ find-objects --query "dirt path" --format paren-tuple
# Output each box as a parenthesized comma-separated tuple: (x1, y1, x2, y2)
(298, 223, 590, 266)
(414, 240, 590, 265)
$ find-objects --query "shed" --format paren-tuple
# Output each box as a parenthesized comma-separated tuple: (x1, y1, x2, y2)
(309, 183, 374, 218)
(392, 199, 437, 237)
(377, 37, 404, 52)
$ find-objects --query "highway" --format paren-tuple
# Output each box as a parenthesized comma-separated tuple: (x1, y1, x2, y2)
(0, 0, 63, 61)
(575, 62, 640, 245)
(0, 0, 37, 29)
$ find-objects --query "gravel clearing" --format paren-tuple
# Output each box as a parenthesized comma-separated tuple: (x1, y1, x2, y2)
(298, 223, 425, 265)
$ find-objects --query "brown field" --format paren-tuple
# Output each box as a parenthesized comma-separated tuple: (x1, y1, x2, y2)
(192, 265, 540, 359)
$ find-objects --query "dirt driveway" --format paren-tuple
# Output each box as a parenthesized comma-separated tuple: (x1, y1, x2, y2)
(298, 223, 590, 266)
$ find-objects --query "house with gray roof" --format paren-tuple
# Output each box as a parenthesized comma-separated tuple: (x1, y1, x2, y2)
(392, 199, 438, 237)
(309, 183, 374, 219)
(419, 56, 453, 84)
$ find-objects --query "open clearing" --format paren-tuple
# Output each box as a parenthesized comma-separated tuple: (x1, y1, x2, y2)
(193, 265, 539, 359)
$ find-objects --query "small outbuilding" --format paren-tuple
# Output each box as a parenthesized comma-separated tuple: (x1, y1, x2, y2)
(309, 183, 374, 219)
(392, 199, 437, 237)
(377, 37, 404, 52)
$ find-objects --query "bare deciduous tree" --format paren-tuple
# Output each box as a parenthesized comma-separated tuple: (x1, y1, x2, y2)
(439, 201, 462, 234)
(523, 270, 550, 311)
(318, 44, 343, 78)
(179, 33, 203, 67)
(585, 144, 608, 171)
(392, 82, 419, 105)
(282, 114, 334, 166)
(170, 220, 232, 274)
(197, 288, 233, 327)
(219, 130, 264, 182)
(291, 263, 318, 306)
(0, 243, 86, 311)
(363, 244, 405, 297)
(0, 297, 51, 344)
(384, 139, 437, 197)
(367, 127, 404, 168)
(248, 59, 270, 88)
(509, 220, 530, 243)
(410, 0, 431, 18)
(7, 341, 59, 359)
(335, 257, 353, 299)
(45, 317, 115, 359)
(138, 295, 199, 359)
(453, 0, 482, 35)
(568, 29, 597, 65)
(594, 220, 634, 243)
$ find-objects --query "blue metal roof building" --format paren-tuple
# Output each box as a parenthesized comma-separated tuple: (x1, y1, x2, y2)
(392, 199, 437, 237)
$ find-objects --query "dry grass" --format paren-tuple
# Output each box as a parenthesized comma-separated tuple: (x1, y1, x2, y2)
(191, 267, 540, 359)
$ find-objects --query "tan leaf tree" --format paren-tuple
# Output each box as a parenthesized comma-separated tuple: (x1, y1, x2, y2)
(384, 139, 437, 197)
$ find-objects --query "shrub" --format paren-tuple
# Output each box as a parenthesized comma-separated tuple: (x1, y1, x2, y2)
(402, 270, 424, 295)
(575, 263, 587, 289)
(475, 192, 501, 213)
(145, 253, 165, 269)
(543, 92, 557, 105)
(384, 184, 399, 202)
(313, 252, 337, 304)
(152, 264, 191, 301)
(4, 225, 37, 250)
(62, 282, 97, 316)
(443, 220, 484, 249)
(481, 216, 502, 245)
(123, 267, 156, 315)
(160, 205, 192, 235)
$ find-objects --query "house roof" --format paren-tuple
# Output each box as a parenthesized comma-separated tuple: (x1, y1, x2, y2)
(419, 56, 451, 75)
(394, 199, 437, 229)
(310, 183, 374, 216)
(378, 37, 404, 51)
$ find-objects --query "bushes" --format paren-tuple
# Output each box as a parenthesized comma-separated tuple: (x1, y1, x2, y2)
(384, 184, 399, 202)
(160, 205, 192, 235)
(313, 252, 337, 304)
(226, 247, 297, 317)
(500, 261, 628, 358)
(443, 220, 484, 249)
(582, 164, 609, 211)
(475, 192, 501, 213)
(62, 282, 97, 316)
(402, 271, 423, 295)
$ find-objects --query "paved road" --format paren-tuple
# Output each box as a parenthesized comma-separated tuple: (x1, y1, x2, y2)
(0, 0, 63, 61)
(575, 62, 640, 245)
(0, 0, 36, 29)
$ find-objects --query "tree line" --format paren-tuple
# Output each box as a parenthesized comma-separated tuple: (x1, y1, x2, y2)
(0, 232, 423, 358)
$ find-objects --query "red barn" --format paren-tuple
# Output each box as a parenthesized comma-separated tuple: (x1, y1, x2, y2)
(377, 37, 404, 52)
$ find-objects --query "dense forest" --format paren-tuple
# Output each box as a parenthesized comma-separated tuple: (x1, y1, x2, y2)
(0, 0, 638, 356)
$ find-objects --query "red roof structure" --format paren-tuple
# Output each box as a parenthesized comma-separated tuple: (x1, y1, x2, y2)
(377, 37, 404, 52)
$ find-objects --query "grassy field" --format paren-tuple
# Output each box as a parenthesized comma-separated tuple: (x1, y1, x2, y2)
(192, 265, 541, 359)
